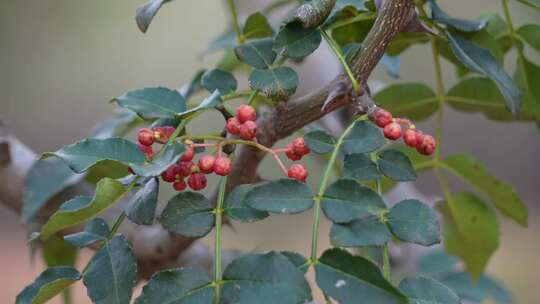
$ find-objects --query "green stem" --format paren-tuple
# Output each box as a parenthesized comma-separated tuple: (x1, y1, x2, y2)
(501, 0, 529, 89)
(320, 30, 360, 92)
(213, 177, 228, 304)
(324, 12, 376, 31)
(108, 211, 127, 240)
(247, 90, 259, 106)
(226, 0, 244, 44)
(310, 116, 365, 262)
(382, 243, 390, 280)
(61, 288, 73, 304)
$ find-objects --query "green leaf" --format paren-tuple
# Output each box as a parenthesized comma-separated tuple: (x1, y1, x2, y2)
(343, 153, 380, 181)
(113, 87, 187, 119)
(203, 30, 235, 56)
(372, 83, 438, 121)
(330, 215, 391, 247)
(249, 67, 298, 100)
(516, 24, 540, 53)
(23, 159, 83, 222)
(42, 236, 78, 267)
(16, 267, 81, 304)
(135, 0, 172, 33)
(281, 251, 309, 274)
(178, 90, 223, 118)
(179, 69, 206, 99)
(234, 38, 277, 69)
(130, 142, 186, 177)
(221, 252, 312, 303)
(315, 248, 407, 304)
(91, 110, 140, 139)
(437, 192, 499, 280)
(159, 191, 214, 237)
(274, 22, 322, 59)
(321, 179, 386, 223)
(441, 154, 527, 227)
(201, 69, 237, 94)
(429, 0, 486, 32)
(447, 32, 521, 116)
(441, 272, 511, 304)
(399, 276, 460, 304)
(342, 120, 385, 154)
(304, 129, 336, 154)
(243, 12, 273, 39)
(245, 179, 313, 214)
(515, 57, 540, 120)
(134, 267, 212, 304)
(388, 199, 440, 246)
(42, 138, 145, 174)
(377, 149, 416, 182)
(418, 250, 459, 276)
(224, 184, 269, 222)
(83, 235, 137, 304)
(126, 178, 159, 225)
(64, 218, 109, 247)
(39, 178, 128, 241)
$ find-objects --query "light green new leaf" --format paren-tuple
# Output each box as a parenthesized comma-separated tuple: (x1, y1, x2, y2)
(343, 153, 380, 181)
(39, 178, 128, 241)
(113, 87, 187, 119)
(399, 276, 460, 304)
(221, 252, 312, 303)
(243, 12, 273, 39)
(330, 215, 391, 247)
(342, 120, 386, 154)
(245, 179, 313, 214)
(437, 192, 500, 280)
(304, 129, 336, 154)
(83, 235, 137, 304)
(274, 22, 322, 59)
(126, 178, 159, 225)
(134, 267, 212, 304)
(373, 83, 438, 121)
(160, 191, 214, 237)
(64, 218, 109, 248)
(377, 149, 417, 182)
(321, 179, 386, 223)
(388, 199, 440, 246)
(42, 138, 145, 174)
(16, 267, 81, 304)
(224, 184, 269, 222)
(315, 248, 407, 304)
(447, 32, 521, 116)
(516, 24, 540, 53)
(249, 67, 298, 100)
(201, 69, 237, 94)
(130, 142, 185, 177)
(441, 154, 527, 227)
(234, 38, 277, 69)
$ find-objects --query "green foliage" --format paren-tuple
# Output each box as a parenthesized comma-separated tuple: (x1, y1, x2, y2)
(372, 83, 438, 121)
(274, 22, 322, 59)
(113, 87, 187, 119)
(126, 178, 159, 225)
(330, 215, 391, 247)
(130, 142, 186, 177)
(304, 129, 336, 154)
(388, 199, 440, 246)
(517, 24, 540, 52)
(243, 12, 273, 39)
(201, 69, 237, 94)
(91, 110, 141, 139)
(64, 218, 109, 247)
(342, 120, 386, 154)
(234, 38, 277, 69)
(441, 272, 511, 304)
(429, 0, 487, 32)
(160, 191, 214, 237)
(245, 179, 313, 214)
(249, 67, 298, 100)
(399, 276, 460, 304)
(135, 0, 173, 33)
(16, 267, 81, 304)
(343, 153, 380, 181)
(178, 90, 223, 117)
(377, 149, 417, 182)
(83, 235, 137, 304)
(224, 184, 269, 222)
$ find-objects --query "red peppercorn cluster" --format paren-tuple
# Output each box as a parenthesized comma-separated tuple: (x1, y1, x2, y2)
(160, 146, 233, 192)
(226, 104, 258, 140)
(137, 126, 176, 160)
(370, 108, 437, 156)
(284, 137, 310, 183)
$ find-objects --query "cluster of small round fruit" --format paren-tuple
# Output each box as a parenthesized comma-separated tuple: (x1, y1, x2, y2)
(137, 126, 175, 160)
(160, 145, 232, 191)
(226, 104, 258, 140)
(370, 108, 437, 155)
(284, 138, 310, 182)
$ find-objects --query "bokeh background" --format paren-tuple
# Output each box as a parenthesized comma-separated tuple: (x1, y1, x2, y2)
(1, 0, 539, 303)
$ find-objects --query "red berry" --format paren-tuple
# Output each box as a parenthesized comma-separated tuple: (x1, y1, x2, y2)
(415, 130, 425, 146)
(214, 156, 232, 176)
(153, 126, 175, 143)
(417, 134, 437, 155)
(187, 173, 207, 191)
(285, 143, 302, 161)
(198, 155, 215, 174)
(226, 117, 241, 135)
(138, 128, 155, 146)
(161, 165, 178, 183)
(173, 179, 187, 191)
(236, 104, 257, 123)
(138, 143, 154, 159)
(383, 122, 402, 140)
(403, 129, 420, 147)
(238, 120, 257, 140)
(177, 161, 194, 177)
(181, 146, 194, 161)
(287, 164, 308, 183)
(371, 109, 393, 128)
(291, 137, 310, 156)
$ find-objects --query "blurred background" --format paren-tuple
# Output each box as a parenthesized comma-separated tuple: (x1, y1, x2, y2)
(1, 0, 539, 303)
